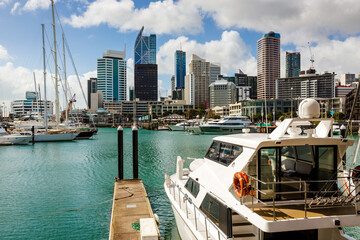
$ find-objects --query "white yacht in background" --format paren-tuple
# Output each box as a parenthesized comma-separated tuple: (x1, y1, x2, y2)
(164, 98, 360, 240)
(169, 121, 200, 131)
(0, 127, 31, 145)
(198, 115, 258, 134)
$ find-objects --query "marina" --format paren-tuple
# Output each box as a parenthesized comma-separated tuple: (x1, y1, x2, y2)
(0, 126, 359, 239)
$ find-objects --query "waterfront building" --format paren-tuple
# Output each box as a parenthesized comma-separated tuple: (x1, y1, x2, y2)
(134, 27, 158, 101)
(134, 64, 158, 101)
(286, 52, 301, 77)
(184, 73, 194, 105)
(87, 78, 97, 108)
(209, 80, 236, 109)
(134, 26, 156, 64)
(129, 87, 134, 101)
(276, 70, 335, 99)
(97, 49, 127, 103)
(171, 75, 175, 94)
(175, 50, 186, 89)
(340, 73, 356, 85)
(236, 86, 251, 101)
(218, 70, 257, 99)
(229, 99, 299, 118)
(188, 54, 210, 108)
(210, 63, 221, 84)
(103, 100, 161, 119)
(257, 31, 280, 99)
(11, 91, 53, 117)
(149, 100, 193, 117)
(212, 106, 229, 117)
(336, 85, 355, 98)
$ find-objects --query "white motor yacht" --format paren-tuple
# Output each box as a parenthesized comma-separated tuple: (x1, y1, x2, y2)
(170, 121, 199, 131)
(0, 127, 31, 145)
(164, 98, 360, 240)
(198, 115, 258, 134)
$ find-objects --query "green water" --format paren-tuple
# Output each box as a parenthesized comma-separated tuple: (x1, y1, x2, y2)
(0, 128, 359, 239)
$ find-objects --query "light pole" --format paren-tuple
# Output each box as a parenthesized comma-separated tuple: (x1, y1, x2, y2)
(290, 88, 293, 118)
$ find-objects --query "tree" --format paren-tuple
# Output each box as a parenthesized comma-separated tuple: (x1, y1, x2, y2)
(213, 114, 221, 119)
(333, 112, 346, 121)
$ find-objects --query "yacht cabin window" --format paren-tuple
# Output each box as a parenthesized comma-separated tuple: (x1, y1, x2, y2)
(205, 141, 243, 166)
(258, 145, 337, 200)
(184, 178, 200, 197)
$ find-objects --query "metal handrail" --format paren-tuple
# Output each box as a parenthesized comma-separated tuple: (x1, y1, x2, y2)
(169, 179, 227, 240)
(246, 175, 356, 221)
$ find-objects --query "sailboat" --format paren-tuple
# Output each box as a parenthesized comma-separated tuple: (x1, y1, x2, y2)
(26, 4, 77, 142)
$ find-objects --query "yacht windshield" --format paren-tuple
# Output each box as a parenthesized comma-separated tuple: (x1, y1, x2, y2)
(205, 141, 243, 166)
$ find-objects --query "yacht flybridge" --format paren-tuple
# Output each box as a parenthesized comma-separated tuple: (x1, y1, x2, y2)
(164, 99, 360, 240)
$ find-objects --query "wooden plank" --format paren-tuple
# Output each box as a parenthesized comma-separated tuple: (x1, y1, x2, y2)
(253, 205, 355, 221)
(109, 179, 160, 240)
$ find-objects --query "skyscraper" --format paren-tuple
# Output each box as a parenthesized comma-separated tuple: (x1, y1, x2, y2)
(134, 26, 156, 64)
(135, 64, 158, 101)
(188, 54, 210, 108)
(134, 26, 158, 100)
(257, 31, 280, 100)
(175, 50, 186, 89)
(286, 52, 301, 77)
(97, 50, 127, 102)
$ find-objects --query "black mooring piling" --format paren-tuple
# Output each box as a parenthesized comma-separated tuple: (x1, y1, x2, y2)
(31, 126, 35, 145)
(117, 126, 123, 180)
(132, 126, 138, 179)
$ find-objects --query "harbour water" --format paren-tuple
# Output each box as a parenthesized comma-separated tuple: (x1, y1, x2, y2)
(0, 128, 359, 239)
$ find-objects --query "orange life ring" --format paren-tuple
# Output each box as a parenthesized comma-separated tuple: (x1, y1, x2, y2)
(352, 165, 360, 183)
(233, 171, 253, 198)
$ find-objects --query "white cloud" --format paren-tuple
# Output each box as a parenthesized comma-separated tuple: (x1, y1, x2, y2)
(66, 70, 97, 108)
(0, 45, 11, 60)
(22, 0, 52, 11)
(64, 0, 203, 35)
(0, 60, 96, 109)
(157, 31, 257, 77)
(10, 1, 20, 14)
(0, 0, 12, 8)
(296, 37, 360, 76)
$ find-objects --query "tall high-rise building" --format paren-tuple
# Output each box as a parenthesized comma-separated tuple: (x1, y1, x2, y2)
(134, 26, 158, 101)
(97, 50, 127, 103)
(87, 78, 97, 108)
(209, 80, 236, 109)
(134, 26, 156, 64)
(188, 54, 210, 109)
(286, 52, 301, 77)
(175, 50, 186, 89)
(257, 31, 280, 100)
(210, 63, 221, 84)
(135, 64, 158, 101)
(171, 75, 175, 93)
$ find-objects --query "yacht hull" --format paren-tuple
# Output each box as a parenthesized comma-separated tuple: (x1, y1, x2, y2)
(199, 126, 258, 134)
(171, 204, 198, 240)
(169, 125, 187, 131)
(34, 132, 77, 142)
(0, 136, 31, 145)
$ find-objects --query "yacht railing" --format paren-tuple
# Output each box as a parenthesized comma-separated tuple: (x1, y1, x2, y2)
(169, 179, 227, 240)
(245, 175, 360, 221)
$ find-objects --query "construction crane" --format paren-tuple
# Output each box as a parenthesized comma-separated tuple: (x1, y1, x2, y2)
(308, 42, 315, 69)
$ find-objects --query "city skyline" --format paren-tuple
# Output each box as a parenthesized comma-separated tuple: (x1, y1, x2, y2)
(1, 0, 360, 108)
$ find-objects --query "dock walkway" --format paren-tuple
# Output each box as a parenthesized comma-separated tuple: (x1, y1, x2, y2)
(109, 179, 160, 240)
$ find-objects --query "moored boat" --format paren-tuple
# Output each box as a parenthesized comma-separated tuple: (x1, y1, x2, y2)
(164, 98, 360, 240)
(198, 115, 258, 134)
(0, 127, 31, 145)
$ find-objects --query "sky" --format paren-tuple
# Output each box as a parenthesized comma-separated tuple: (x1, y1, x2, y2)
(1, 0, 360, 110)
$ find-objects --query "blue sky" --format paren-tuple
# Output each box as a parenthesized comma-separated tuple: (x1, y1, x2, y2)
(1, 0, 360, 109)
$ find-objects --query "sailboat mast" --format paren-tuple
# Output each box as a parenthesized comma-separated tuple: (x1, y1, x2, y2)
(51, 0, 60, 127)
(42, 24, 48, 131)
(63, 33, 68, 126)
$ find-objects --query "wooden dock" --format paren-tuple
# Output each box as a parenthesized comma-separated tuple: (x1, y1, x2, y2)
(109, 179, 160, 240)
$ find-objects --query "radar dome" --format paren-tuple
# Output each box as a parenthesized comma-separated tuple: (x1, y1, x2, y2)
(298, 98, 320, 119)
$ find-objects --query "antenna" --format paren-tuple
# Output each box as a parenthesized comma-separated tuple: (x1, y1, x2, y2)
(308, 42, 315, 69)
